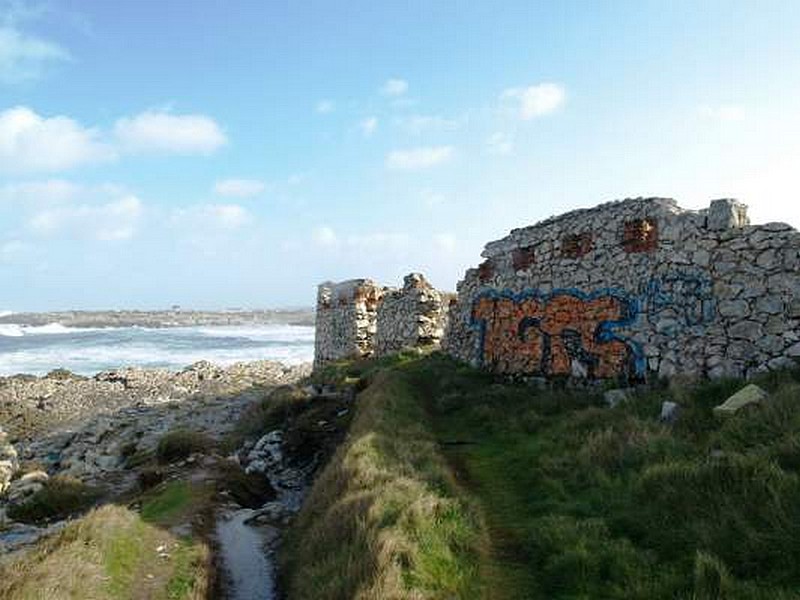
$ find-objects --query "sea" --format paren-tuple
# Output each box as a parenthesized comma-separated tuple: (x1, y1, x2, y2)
(0, 317, 315, 377)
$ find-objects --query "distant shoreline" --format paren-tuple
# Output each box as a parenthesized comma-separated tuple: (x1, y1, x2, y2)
(0, 308, 315, 329)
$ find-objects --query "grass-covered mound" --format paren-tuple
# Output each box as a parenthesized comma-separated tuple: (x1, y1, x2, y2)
(0, 479, 213, 599)
(281, 355, 486, 599)
(285, 352, 800, 599)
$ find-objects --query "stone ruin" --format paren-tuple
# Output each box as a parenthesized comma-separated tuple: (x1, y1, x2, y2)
(314, 273, 449, 368)
(442, 197, 800, 381)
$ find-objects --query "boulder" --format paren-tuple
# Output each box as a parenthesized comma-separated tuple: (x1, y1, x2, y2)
(713, 384, 768, 416)
(659, 401, 680, 423)
(0, 426, 19, 496)
(603, 389, 629, 408)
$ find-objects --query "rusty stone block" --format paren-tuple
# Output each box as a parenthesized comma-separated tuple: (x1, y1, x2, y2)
(623, 218, 658, 253)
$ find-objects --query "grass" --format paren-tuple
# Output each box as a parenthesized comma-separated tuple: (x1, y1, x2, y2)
(284, 352, 800, 599)
(7, 475, 100, 524)
(0, 504, 209, 600)
(281, 358, 486, 599)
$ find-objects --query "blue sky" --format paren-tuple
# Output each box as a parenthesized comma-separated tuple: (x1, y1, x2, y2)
(2, 0, 800, 310)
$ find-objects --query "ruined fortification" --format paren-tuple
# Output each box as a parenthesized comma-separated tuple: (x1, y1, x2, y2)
(314, 273, 448, 368)
(443, 197, 800, 380)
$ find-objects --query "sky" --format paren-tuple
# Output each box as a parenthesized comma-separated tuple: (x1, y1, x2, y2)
(2, 0, 800, 310)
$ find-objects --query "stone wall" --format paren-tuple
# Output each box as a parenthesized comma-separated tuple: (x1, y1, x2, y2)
(314, 279, 384, 369)
(314, 274, 449, 368)
(443, 198, 800, 381)
(374, 273, 449, 356)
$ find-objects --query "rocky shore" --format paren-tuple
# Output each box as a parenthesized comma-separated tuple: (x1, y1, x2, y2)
(0, 360, 310, 441)
(0, 308, 314, 329)
(0, 361, 310, 548)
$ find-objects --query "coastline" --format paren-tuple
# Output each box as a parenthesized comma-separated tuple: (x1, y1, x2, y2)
(0, 308, 315, 329)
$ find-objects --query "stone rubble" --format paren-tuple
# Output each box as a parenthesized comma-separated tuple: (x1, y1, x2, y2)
(0, 360, 310, 441)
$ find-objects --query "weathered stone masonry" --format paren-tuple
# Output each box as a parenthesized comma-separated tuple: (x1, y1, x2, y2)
(314, 274, 449, 368)
(442, 197, 800, 380)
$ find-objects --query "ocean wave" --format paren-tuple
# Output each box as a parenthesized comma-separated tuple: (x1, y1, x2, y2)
(0, 323, 90, 337)
(0, 323, 315, 375)
(194, 324, 315, 343)
(0, 324, 23, 337)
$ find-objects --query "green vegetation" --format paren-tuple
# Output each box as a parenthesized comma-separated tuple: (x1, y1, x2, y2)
(7, 475, 100, 524)
(156, 429, 213, 464)
(285, 352, 800, 599)
(282, 354, 486, 599)
(215, 464, 275, 508)
(223, 385, 311, 451)
(0, 504, 209, 600)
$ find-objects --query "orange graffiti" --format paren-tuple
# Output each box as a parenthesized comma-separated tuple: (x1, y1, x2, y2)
(472, 292, 632, 378)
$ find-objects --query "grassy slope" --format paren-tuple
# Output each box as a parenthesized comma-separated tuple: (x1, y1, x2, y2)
(286, 353, 800, 599)
(0, 480, 211, 600)
(282, 355, 486, 599)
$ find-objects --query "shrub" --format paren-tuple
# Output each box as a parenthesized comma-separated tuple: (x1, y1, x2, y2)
(7, 476, 100, 524)
(156, 429, 212, 464)
(216, 464, 275, 508)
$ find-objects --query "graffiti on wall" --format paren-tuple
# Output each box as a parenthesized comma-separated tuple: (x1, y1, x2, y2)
(471, 288, 645, 378)
(644, 273, 715, 331)
(471, 272, 715, 379)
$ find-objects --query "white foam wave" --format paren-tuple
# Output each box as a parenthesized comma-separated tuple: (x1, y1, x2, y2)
(0, 323, 91, 337)
(0, 311, 13, 318)
(0, 324, 23, 337)
(25, 323, 76, 335)
(194, 324, 315, 343)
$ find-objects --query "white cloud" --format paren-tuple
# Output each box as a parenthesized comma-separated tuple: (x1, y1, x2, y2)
(386, 146, 453, 170)
(700, 104, 745, 122)
(315, 100, 335, 114)
(29, 195, 143, 241)
(396, 114, 461, 135)
(114, 111, 227, 155)
(433, 232, 457, 253)
(171, 203, 250, 231)
(359, 116, 378, 137)
(312, 225, 338, 247)
(214, 178, 266, 198)
(0, 106, 114, 173)
(0, 24, 70, 84)
(381, 78, 408, 96)
(487, 131, 513, 155)
(502, 82, 565, 120)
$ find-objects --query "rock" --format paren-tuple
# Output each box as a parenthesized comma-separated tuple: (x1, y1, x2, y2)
(0, 426, 19, 496)
(713, 384, 769, 416)
(708, 199, 749, 231)
(603, 389, 629, 408)
(659, 401, 680, 423)
(728, 321, 763, 341)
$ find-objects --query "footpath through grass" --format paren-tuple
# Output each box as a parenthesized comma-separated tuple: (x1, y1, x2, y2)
(286, 352, 800, 599)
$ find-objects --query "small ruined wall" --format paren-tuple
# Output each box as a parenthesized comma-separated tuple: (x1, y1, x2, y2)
(314, 279, 384, 369)
(374, 273, 449, 356)
(314, 274, 449, 368)
(443, 198, 800, 381)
